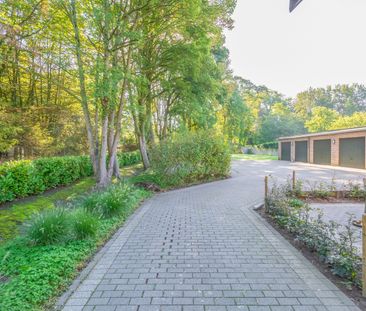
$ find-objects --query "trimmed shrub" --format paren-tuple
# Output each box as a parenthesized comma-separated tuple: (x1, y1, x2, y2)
(149, 130, 230, 187)
(117, 151, 141, 167)
(0, 156, 93, 203)
(71, 209, 99, 240)
(25, 209, 71, 245)
(0, 151, 141, 204)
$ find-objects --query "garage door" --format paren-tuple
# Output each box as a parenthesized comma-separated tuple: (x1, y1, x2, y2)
(281, 142, 291, 161)
(295, 141, 308, 162)
(339, 137, 365, 169)
(313, 139, 331, 165)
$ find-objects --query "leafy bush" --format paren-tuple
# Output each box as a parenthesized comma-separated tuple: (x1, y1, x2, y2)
(344, 181, 366, 200)
(71, 209, 99, 240)
(149, 130, 230, 187)
(0, 156, 93, 203)
(306, 181, 333, 199)
(258, 141, 278, 149)
(25, 209, 71, 246)
(117, 151, 141, 167)
(266, 180, 361, 286)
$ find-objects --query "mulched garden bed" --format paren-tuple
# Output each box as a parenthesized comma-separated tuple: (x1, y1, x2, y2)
(256, 205, 366, 311)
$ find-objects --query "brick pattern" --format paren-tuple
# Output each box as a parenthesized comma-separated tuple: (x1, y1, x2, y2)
(58, 166, 360, 311)
(279, 130, 366, 168)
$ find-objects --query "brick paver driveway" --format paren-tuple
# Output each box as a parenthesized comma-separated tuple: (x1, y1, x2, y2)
(58, 160, 366, 311)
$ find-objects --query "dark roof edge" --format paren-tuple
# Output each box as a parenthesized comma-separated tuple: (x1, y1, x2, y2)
(278, 126, 366, 141)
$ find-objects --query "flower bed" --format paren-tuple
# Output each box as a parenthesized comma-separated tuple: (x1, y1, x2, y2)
(264, 179, 362, 287)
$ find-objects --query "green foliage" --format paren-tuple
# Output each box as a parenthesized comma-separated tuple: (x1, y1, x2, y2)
(0, 177, 95, 243)
(83, 184, 135, 219)
(344, 181, 366, 199)
(295, 84, 366, 119)
(305, 107, 339, 133)
(25, 209, 71, 246)
(306, 181, 333, 199)
(266, 180, 361, 286)
(71, 209, 99, 240)
(0, 152, 141, 204)
(231, 154, 278, 161)
(256, 111, 306, 144)
(0, 156, 93, 203)
(288, 198, 304, 208)
(0, 183, 149, 310)
(329, 112, 366, 130)
(257, 141, 278, 149)
(149, 131, 231, 187)
(224, 89, 253, 145)
(117, 151, 141, 167)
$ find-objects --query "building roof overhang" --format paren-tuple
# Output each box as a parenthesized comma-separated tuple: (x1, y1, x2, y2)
(278, 126, 366, 141)
(290, 0, 303, 12)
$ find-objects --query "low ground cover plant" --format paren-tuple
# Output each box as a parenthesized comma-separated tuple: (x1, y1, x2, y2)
(0, 182, 149, 310)
(134, 130, 230, 189)
(0, 177, 95, 243)
(265, 179, 361, 287)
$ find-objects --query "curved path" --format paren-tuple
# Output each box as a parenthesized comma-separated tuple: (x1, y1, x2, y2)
(58, 160, 366, 311)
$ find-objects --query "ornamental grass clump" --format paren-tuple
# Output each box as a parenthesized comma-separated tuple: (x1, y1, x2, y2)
(82, 183, 133, 219)
(26, 208, 71, 245)
(71, 209, 99, 240)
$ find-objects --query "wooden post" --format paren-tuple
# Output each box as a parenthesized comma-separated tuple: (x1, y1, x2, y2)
(363, 179, 366, 297)
(264, 176, 269, 212)
(292, 170, 296, 191)
(364, 178, 366, 214)
(363, 214, 366, 297)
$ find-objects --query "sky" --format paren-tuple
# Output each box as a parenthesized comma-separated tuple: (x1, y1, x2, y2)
(224, 0, 366, 97)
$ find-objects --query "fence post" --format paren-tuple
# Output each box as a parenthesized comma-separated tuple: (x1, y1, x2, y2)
(363, 179, 366, 297)
(264, 176, 268, 212)
(364, 178, 366, 214)
(363, 214, 366, 297)
(292, 170, 296, 192)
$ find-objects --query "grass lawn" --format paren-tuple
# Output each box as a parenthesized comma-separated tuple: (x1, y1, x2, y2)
(232, 154, 278, 161)
(0, 184, 150, 311)
(0, 177, 96, 243)
(0, 163, 144, 244)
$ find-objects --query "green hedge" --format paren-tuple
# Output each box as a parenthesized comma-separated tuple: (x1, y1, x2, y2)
(0, 156, 93, 204)
(257, 141, 278, 149)
(117, 150, 141, 167)
(0, 151, 142, 204)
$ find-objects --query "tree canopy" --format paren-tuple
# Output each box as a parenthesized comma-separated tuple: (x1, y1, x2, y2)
(1, 0, 366, 185)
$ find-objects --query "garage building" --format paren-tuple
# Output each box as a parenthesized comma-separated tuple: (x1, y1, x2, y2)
(278, 127, 366, 169)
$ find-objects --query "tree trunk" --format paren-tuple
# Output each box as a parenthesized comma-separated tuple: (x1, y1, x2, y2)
(139, 135, 150, 169)
(69, 0, 97, 174)
(97, 113, 109, 187)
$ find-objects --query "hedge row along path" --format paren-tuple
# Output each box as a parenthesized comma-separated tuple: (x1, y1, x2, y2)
(59, 160, 366, 311)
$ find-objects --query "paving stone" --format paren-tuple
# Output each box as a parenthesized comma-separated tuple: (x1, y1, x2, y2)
(59, 162, 362, 310)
